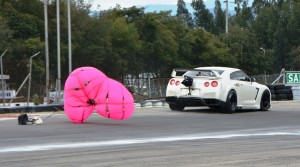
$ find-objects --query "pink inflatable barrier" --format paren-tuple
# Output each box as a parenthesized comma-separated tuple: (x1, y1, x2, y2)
(64, 67, 134, 123)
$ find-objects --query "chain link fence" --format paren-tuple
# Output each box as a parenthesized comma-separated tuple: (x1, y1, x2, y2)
(6, 74, 285, 103)
(6, 83, 46, 104)
(123, 74, 285, 100)
(123, 77, 170, 101)
(252, 74, 282, 85)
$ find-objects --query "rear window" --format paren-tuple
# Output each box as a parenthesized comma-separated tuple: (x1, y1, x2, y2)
(184, 70, 224, 77)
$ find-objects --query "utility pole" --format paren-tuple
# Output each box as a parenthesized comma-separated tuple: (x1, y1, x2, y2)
(44, 0, 50, 105)
(67, 0, 72, 74)
(57, 0, 61, 104)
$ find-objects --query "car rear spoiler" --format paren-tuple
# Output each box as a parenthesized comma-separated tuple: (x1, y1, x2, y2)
(171, 68, 222, 79)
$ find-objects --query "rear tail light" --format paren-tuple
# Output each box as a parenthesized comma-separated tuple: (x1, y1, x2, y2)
(204, 81, 218, 87)
(169, 79, 182, 86)
(211, 81, 218, 87)
(171, 80, 219, 87)
(204, 82, 210, 87)
(170, 79, 175, 85)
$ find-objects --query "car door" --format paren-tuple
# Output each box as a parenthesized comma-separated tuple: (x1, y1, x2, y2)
(230, 71, 258, 105)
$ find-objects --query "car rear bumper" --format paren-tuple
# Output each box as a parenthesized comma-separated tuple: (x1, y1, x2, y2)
(166, 96, 225, 106)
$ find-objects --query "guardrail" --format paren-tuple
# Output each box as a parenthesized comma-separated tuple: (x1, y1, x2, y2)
(0, 104, 63, 113)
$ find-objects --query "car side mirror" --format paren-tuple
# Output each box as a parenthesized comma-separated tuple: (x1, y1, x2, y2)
(251, 77, 256, 82)
(244, 77, 250, 82)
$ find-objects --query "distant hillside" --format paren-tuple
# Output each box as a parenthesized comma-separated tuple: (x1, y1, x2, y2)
(137, 4, 193, 15)
(137, 3, 235, 16)
(136, 0, 254, 16)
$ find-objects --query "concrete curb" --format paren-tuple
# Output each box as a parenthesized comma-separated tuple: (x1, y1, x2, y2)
(0, 99, 167, 114)
(135, 99, 167, 108)
(0, 104, 64, 114)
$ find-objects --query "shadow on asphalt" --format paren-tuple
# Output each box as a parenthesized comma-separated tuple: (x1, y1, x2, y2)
(168, 107, 261, 114)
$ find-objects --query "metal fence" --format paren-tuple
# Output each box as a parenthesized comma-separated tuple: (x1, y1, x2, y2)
(123, 74, 285, 100)
(123, 77, 170, 101)
(252, 74, 282, 85)
(6, 74, 287, 103)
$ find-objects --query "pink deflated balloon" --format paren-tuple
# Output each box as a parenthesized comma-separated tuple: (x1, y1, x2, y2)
(95, 78, 134, 120)
(64, 67, 134, 123)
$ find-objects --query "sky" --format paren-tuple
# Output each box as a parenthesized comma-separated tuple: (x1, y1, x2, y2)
(88, 0, 207, 10)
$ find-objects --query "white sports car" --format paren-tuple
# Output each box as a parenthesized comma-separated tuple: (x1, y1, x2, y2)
(165, 67, 271, 113)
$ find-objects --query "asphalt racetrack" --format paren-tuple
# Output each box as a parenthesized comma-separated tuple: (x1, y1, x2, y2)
(0, 101, 300, 167)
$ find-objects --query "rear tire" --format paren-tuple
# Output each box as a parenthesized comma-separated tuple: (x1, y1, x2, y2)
(225, 90, 237, 114)
(260, 90, 271, 111)
(169, 103, 185, 111)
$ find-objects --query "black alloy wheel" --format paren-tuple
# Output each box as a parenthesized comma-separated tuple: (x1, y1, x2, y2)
(260, 90, 271, 111)
(225, 90, 237, 113)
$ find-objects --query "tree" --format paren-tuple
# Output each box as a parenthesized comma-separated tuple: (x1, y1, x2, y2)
(287, 1, 300, 51)
(2, 0, 300, 96)
(252, 0, 273, 14)
(272, 1, 297, 71)
(234, 0, 254, 28)
(106, 17, 141, 80)
(0, 1, 45, 88)
(136, 12, 179, 76)
(167, 18, 194, 68)
(289, 46, 300, 70)
(252, 6, 278, 49)
(287, 1, 300, 70)
(10, 12, 40, 39)
(221, 25, 272, 74)
(191, 0, 214, 32)
(0, 16, 12, 49)
(184, 28, 231, 68)
(213, 0, 225, 35)
(176, 0, 193, 28)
